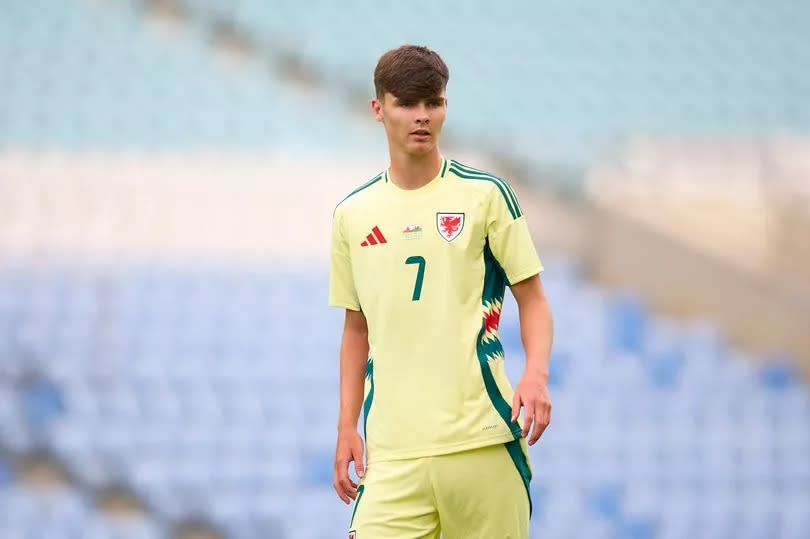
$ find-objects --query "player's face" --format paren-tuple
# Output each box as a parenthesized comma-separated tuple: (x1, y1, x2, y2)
(372, 91, 447, 156)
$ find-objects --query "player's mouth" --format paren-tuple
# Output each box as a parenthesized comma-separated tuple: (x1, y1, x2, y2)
(410, 129, 431, 137)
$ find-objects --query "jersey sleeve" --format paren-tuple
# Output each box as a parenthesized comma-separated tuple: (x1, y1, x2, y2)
(329, 206, 361, 310)
(486, 180, 544, 285)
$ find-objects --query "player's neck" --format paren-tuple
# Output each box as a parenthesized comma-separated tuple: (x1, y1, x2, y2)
(387, 149, 442, 190)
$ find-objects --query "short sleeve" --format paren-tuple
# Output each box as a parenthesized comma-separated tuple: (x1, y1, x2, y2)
(486, 181, 543, 285)
(329, 207, 361, 310)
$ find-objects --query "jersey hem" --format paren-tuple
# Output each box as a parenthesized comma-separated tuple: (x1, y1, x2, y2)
(366, 431, 520, 465)
(506, 265, 543, 286)
(328, 299, 361, 311)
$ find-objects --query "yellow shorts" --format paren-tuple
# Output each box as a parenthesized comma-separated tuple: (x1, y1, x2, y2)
(348, 439, 532, 539)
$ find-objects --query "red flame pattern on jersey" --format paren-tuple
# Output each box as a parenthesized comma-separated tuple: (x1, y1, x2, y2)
(483, 300, 502, 338)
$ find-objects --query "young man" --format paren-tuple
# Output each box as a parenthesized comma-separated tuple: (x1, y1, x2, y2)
(329, 45, 553, 538)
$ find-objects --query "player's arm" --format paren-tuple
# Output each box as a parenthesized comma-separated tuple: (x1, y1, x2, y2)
(333, 308, 369, 504)
(482, 174, 552, 445)
(510, 273, 553, 445)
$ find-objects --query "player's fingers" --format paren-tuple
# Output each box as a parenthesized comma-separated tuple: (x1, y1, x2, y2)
(340, 475, 358, 501)
(521, 405, 533, 439)
(528, 406, 543, 445)
(529, 403, 551, 445)
(340, 458, 358, 489)
(332, 459, 349, 504)
(352, 443, 365, 479)
(338, 467, 358, 502)
(333, 473, 353, 504)
(511, 392, 522, 422)
(333, 458, 357, 504)
(334, 481, 356, 503)
(333, 478, 350, 504)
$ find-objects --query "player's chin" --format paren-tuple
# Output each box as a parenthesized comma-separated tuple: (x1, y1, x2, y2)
(405, 140, 435, 155)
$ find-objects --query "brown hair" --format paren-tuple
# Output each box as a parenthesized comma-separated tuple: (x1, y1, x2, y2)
(374, 45, 449, 101)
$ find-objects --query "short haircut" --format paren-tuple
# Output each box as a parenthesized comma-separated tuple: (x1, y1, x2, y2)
(373, 45, 449, 102)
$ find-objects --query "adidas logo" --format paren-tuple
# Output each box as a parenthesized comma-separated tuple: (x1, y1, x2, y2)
(361, 226, 387, 247)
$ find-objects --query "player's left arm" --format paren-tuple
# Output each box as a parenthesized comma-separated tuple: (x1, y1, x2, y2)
(482, 174, 553, 445)
(509, 273, 553, 446)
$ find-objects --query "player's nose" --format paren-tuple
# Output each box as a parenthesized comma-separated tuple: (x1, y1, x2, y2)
(414, 102, 430, 121)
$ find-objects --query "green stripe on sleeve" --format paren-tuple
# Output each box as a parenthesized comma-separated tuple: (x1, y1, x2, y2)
(448, 166, 518, 219)
(334, 173, 383, 215)
(450, 161, 522, 218)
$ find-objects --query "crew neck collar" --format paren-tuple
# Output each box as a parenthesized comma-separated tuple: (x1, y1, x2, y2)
(385, 157, 448, 195)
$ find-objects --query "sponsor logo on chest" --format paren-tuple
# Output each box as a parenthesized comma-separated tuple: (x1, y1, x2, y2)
(402, 224, 422, 240)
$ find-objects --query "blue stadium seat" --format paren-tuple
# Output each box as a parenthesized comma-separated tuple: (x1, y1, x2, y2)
(759, 356, 799, 389)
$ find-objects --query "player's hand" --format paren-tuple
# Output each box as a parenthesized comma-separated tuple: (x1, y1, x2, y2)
(511, 373, 551, 446)
(333, 427, 365, 504)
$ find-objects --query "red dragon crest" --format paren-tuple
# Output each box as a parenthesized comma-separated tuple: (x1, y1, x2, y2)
(437, 213, 464, 241)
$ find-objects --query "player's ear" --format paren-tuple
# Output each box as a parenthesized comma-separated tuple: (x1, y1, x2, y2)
(371, 98, 383, 122)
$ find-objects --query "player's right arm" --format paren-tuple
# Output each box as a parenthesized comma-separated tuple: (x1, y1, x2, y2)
(333, 308, 369, 504)
(329, 204, 368, 503)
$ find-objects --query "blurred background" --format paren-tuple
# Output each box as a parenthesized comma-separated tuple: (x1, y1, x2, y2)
(1, 0, 809, 538)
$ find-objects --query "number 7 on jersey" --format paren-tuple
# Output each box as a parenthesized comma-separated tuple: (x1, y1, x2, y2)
(405, 256, 426, 301)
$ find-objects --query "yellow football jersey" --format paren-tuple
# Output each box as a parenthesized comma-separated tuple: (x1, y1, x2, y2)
(329, 157, 543, 464)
